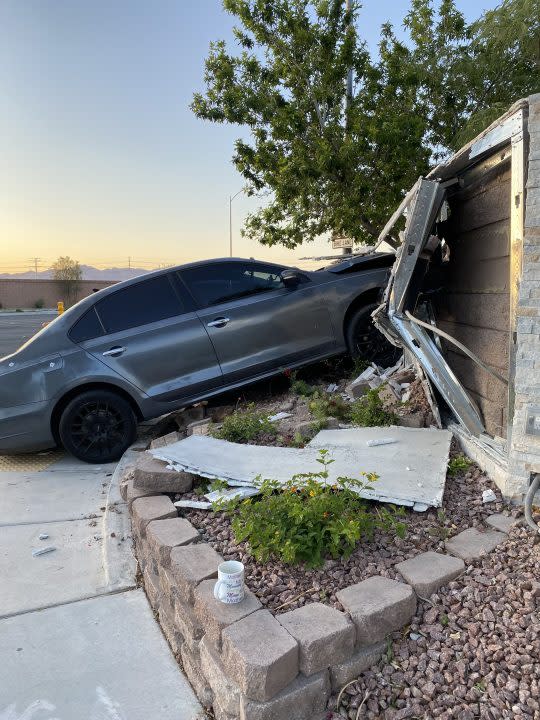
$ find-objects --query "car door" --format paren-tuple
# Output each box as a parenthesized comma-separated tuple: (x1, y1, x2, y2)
(71, 273, 223, 402)
(178, 260, 336, 384)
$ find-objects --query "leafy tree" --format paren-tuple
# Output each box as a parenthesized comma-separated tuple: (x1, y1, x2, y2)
(192, 0, 540, 249)
(51, 256, 82, 306)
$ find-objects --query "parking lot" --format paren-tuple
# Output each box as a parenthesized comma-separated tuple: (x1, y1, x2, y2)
(0, 311, 55, 357)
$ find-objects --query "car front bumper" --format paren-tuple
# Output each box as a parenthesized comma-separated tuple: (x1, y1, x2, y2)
(0, 400, 56, 453)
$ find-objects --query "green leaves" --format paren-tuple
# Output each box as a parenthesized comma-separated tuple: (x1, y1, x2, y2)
(221, 449, 406, 567)
(192, 0, 540, 249)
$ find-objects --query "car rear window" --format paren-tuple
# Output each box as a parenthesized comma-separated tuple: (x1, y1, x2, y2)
(69, 307, 104, 343)
(96, 275, 185, 334)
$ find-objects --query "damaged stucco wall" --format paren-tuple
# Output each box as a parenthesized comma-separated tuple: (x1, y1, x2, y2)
(507, 93, 540, 498)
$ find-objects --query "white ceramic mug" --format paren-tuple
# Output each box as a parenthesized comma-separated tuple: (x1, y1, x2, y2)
(213, 560, 245, 604)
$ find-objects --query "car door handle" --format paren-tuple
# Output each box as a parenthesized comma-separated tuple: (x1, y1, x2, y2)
(102, 346, 126, 357)
(207, 317, 230, 328)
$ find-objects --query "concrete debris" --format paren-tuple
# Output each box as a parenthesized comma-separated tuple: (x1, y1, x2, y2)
(366, 437, 397, 447)
(174, 500, 212, 510)
(151, 426, 451, 509)
(482, 489, 497, 504)
(38, 533, 49, 540)
(326, 383, 339, 393)
(204, 486, 260, 504)
(32, 546, 56, 557)
(267, 412, 293, 422)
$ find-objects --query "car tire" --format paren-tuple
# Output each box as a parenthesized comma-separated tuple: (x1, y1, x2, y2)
(346, 303, 400, 368)
(58, 389, 137, 464)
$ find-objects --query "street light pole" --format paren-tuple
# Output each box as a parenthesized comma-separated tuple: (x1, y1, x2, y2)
(229, 189, 243, 257)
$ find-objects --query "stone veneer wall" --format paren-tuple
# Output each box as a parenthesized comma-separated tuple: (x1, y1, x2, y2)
(508, 93, 540, 497)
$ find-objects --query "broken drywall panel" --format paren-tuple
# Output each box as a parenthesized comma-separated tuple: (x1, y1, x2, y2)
(150, 427, 451, 509)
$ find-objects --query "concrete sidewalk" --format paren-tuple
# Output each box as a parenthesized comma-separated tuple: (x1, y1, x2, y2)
(0, 448, 204, 719)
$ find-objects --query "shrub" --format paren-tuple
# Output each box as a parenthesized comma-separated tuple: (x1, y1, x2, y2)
(220, 450, 406, 567)
(447, 454, 472, 477)
(308, 391, 350, 422)
(213, 405, 277, 443)
(349, 387, 397, 427)
(34, 298, 45, 309)
(291, 378, 316, 397)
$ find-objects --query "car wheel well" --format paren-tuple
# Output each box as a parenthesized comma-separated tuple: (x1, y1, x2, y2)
(342, 287, 383, 343)
(51, 383, 142, 444)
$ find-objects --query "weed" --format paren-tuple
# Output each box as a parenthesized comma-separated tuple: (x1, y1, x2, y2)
(213, 404, 277, 443)
(447, 454, 472, 477)
(308, 391, 350, 422)
(427, 509, 451, 540)
(349, 387, 397, 427)
(33, 298, 45, 309)
(208, 478, 229, 492)
(440, 613, 449, 626)
(291, 378, 316, 397)
(351, 357, 369, 377)
(220, 450, 407, 567)
(473, 682, 486, 694)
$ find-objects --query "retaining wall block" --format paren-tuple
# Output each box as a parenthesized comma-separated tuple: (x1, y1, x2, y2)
(221, 609, 299, 702)
(200, 636, 242, 716)
(125, 477, 161, 508)
(146, 517, 200, 567)
(174, 601, 205, 653)
(131, 495, 176, 539)
(278, 602, 356, 676)
(239, 670, 330, 720)
(180, 644, 214, 709)
(395, 551, 465, 598)
(194, 578, 262, 651)
(169, 543, 222, 604)
(329, 641, 386, 690)
(445, 527, 506, 563)
(336, 576, 416, 646)
(142, 568, 161, 611)
(133, 454, 194, 493)
(158, 596, 184, 656)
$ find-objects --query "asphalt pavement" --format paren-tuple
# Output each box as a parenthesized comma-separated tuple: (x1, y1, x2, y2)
(0, 311, 56, 357)
(0, 448, 203, 719)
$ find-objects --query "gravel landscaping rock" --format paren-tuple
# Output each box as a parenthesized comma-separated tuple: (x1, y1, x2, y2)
(326, 526, 540, 719)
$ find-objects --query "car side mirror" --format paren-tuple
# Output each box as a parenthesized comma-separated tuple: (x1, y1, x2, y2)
(281, 269, 301, 289)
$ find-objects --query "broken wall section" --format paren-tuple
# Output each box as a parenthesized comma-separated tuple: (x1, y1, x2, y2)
(508, 92, 540, 498)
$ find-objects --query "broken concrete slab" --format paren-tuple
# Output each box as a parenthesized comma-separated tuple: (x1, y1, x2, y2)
(151, 427, 451, 509)
(395, 551, 465, 597)
(485, 513, 521, 533)
(445, 527, 507, 562)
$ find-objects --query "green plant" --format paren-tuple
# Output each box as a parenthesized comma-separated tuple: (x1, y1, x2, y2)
(427, 509, 451, 541)
(213, 404, 277, 443)
(219, 450, 406, 567)
(33, 298, 45, 309)
(308, 391, 350, 422)
(351, 357, 369, 378)
(208, 478, 229, 492)
(15, 308, 23, 313)
(447, 454, 472, 477)
(291, 378, 316, 397)
(349, 387, 397, 427)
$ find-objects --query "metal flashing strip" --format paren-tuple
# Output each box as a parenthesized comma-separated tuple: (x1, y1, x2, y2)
(469, 110, 524, 160)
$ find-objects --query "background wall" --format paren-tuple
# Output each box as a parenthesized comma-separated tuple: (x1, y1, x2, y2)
(0, 279, 115, 309)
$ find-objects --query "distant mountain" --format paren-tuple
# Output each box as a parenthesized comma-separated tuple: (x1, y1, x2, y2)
(0, 265, 151, 281)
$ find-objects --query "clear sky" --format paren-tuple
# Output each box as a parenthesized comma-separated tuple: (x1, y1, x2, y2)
(1, 0, 496, 274)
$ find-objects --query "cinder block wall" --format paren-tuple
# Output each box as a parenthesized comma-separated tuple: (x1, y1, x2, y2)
(508, 93, 540, 497)
(0, 278, 115, 309)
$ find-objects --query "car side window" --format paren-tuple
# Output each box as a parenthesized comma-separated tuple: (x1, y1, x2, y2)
(69, 307, 104, 343)
(180, 262, 285, 309)
(95, 275, 185, 334)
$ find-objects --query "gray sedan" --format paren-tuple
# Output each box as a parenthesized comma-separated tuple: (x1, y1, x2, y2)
(0, 255, 394, 462)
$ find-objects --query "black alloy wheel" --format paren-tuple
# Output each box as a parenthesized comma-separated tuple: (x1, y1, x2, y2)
(59, 390, 137, 463)
(346, 303, 401, 368)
